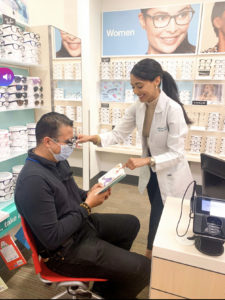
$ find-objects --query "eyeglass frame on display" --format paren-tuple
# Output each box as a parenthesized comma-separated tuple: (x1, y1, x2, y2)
(23, 32, 40, 41)
(2, 34, 24, 42)
(3, 43, 25, 51)
(1, 25, 22, 34)
(14, 76, 27, 83)
(8, 85, 28, 91)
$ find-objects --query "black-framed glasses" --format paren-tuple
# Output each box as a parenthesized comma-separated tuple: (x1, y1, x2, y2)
(0, 192, 14, 201)
(144, 9, 194, 28)
(14, 76, 27, 83)
(4, 43, 25, 51)
(0, 100, 9, 107)
(1, 25, 22, 34)
(0, 186, 14, 195)
(2, 34, 24, 42)
(52, 136, 77, 148)
(23, 40, 41, 47)
(33, 86, 43, 92)
(0, 178, 12, 186)
(65, 136, 77, 147)
(8, 85, 28, 91)
(23, 32, 40, 40)
(34, 93, 43, 99)
(8, 99, 28, 106)
(7, 92, 27, 99)
(0, 92, 9, 99)
(34, 99, 44, 106)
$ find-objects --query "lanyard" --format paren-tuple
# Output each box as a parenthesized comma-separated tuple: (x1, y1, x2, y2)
(26, 157, 40, 164)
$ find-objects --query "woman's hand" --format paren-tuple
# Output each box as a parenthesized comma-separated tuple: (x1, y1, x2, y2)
(76, 134, 92, 144)
(123, 157, 150, 170)
(76, 134, 100, 145)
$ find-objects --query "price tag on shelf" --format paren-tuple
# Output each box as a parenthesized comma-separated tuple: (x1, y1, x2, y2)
(101, 103, 110, 108)
(192, 101, 207, 105)
(2, 14, 15, 25)
(101, 57, 111, 63)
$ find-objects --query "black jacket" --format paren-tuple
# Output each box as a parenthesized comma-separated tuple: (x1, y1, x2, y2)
(15, 149, 89, 254)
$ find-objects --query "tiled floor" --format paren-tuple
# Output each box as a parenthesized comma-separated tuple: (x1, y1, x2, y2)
(0, 177, 150, 299)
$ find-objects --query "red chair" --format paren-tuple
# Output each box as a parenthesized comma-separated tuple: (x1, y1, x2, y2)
(21, 216, 107, 299)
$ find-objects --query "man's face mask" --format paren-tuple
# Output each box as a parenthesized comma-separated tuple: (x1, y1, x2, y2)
(49, 136, 77, 161)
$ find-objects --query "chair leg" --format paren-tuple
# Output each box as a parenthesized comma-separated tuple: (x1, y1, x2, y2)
(51, 289, 69, 299)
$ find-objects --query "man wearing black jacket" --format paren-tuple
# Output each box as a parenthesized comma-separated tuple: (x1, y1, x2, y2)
(15, 112, 150, 299)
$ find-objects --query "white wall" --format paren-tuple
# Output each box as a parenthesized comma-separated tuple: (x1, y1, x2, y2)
(27, 0, 78, 35)
(101, 0, 224, 11)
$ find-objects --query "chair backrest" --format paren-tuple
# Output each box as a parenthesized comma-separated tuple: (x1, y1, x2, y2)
(21, 216, 41, 274)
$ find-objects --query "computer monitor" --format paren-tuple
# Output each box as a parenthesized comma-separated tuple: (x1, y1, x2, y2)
(201, 153, 225, 200)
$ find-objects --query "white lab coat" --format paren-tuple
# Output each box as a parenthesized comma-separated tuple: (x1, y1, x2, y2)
(100, 91, 193, 204)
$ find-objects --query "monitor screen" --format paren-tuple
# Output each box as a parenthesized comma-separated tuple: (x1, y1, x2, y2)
(201, 154, 225, 200)
(201, 198, 225, 218)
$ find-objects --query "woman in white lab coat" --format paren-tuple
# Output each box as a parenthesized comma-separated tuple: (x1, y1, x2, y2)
(77, 58, 193, 259)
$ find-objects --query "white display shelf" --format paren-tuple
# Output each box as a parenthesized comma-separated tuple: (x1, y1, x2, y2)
(0, 149, 29, 163)
(0, 58, 40, 68)
(53, 78, 81, 81)
(185, 152, 200, 162)
(95, 146, 203, 162)
(0, 106, 42, 113)
(95, 145, 142, 156)
(0, 198, 14, 211)
(55, 98, 82, 102)
(53, 57, 81, 61)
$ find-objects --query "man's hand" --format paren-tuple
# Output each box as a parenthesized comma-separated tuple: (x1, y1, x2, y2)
(123, 157, 150, 170)
(85, 184, 111, 208)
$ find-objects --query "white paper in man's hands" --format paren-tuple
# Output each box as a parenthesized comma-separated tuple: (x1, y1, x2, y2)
(96, 163, 126, 194)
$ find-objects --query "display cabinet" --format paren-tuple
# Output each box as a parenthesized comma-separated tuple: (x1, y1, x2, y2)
(50, 26, 83, 173)
(0, 19, 47, 237)
(97, 55, 225, 165)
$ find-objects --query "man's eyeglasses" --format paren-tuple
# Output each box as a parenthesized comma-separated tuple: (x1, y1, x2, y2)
(52, 136, 77, 148)
(144, 9, 194, 28)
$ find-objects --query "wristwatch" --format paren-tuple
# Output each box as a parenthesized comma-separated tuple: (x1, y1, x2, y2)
(150, 157, 155, 167)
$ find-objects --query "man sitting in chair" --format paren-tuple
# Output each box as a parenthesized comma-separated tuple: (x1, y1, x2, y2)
(15, 112, 150, 299)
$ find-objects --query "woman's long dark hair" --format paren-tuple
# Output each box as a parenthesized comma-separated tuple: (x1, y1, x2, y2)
(131, 58, 192, 125)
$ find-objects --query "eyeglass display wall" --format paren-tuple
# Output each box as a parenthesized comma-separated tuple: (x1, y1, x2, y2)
(98, 56, 225, 162)
(50, 26, 83, 170)
(97, 0, 225, 164)
(0, 20, 45, 238)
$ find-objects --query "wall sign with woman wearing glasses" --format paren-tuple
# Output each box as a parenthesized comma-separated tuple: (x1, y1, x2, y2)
(102, 3, 201, 56)
(53, 27, 81, 58)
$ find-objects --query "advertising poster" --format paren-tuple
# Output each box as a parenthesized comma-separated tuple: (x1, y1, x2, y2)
(102, 3, 201, 56)
(193, 83, 224, 104)
(200, 1, 225, 53)
(0, 0, 29, 24)
(53, 27, 81, 58)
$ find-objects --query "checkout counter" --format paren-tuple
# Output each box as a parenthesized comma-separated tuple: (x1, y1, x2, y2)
(149, 196, 225, 299)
